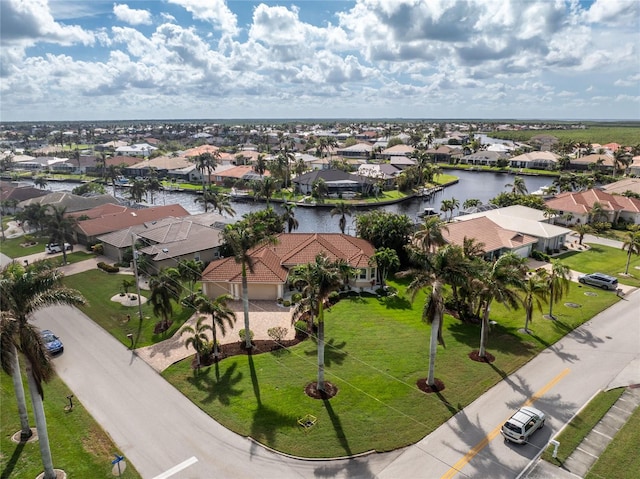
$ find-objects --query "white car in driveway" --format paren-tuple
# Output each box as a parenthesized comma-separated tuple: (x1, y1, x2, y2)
(45, 243, 72, 254)
(501, 406, 546, 444)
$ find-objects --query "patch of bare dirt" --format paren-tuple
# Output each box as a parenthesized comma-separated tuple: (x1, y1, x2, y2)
(191, 339, 302, 368)
(304, 381, 338, 399)
(468, 350, 496, 363)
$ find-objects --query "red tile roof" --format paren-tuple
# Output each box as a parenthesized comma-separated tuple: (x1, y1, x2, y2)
(75, 204, 190, 237)
(202, 233, 375, 283)
(544, 188, 636, 215)
(443, 216, 538, 253)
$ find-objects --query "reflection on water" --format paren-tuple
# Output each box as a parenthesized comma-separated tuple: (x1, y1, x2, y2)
(39, 170, 552, 233)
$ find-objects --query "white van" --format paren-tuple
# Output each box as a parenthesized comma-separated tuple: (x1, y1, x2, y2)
(45, 243, 72, 254)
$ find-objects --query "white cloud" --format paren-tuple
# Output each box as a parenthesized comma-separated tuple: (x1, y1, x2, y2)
(167, 0, 238, 37)
(113, 4, 153, 26)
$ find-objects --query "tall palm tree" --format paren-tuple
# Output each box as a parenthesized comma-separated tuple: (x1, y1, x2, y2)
(145, 170, 162, 205)
(179, 316, 211, 369)
(311, 178, 328, 203)
(589, 201, 607, 224)
(259, 176, 279, 207)
(519, 270, 548, 333)
(476, 253, 526, 358)
(281, 202, 299, 233)
(46, 205, 76, 265)
(194, 293, 236, 359)
(193, 152, 218, 192)
(0, 262, 85, 477)
(149, 269, 183, 333)
(330, 202, 352, 234)
(34, 176, 48, 189)
(176, 259, 204, 295)
(543, 260, 571, 320)
(440, 198, 459, 221)
(574, 224, 592, 245)
(402, 245, 468, 388)
(462, 198, 482, 210)
(222, 224, 278, 349)
(506, 176, 528, 195)
(288, 253, 342, 392)
(104, 164, 122, 197)
(621, 229, 640, 275)
(369, 247, 400, 288)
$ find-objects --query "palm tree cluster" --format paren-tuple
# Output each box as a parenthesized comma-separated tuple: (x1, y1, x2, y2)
(400, 218, 571, 390)
(1, 262, 86, 478)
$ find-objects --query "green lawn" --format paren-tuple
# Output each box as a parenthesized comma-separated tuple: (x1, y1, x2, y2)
(1, 367, 141, 479)
(162, 278, 619, 458)
(586, 400, 640, 479)
(541, 388, 624, 465)
(557, 243, 640, 288)
(0, 235, 52, 258)
(63, 270, 195, 348)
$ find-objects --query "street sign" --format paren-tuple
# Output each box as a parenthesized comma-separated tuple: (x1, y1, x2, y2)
(112, 454, 124, 465)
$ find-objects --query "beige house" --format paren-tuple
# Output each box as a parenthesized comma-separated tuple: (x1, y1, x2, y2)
(544, 188, 640, 226)
(201, 233, 376, 301)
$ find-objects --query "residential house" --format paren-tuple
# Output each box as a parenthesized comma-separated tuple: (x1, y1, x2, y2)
(602, 178, 640, 196)
(18, 191, 117, 214)
(115, 143, 157, 157)
(459, 150, 507, 167)
(292, 169, 375, 197)
(443, 216, 538, 260)
(336, 142, 374, 159)
(74, 203, 190, 245)
(380, 144, 415, 160)
(97, 214, 228, 271)
(425, 145, 464, 163)
(201, 233, 376, 301)
(0, 182, 48, 212)
(455, 205, 571, 254)
(357, 163, 401, 188)
(569, 153, 614, 172)
(544, 188, 640, 226)
(389, 156, 416, 170)
(509, 151, 559, 170)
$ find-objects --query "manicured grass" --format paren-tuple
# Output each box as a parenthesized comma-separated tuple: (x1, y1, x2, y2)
(0, 235, 51, 258)
(0, 366, 141, 479)
(541, 388, 625, 465)
(586, 401, 640, 479)
(162, 278, 619, 458)
(557, 243, 640, 288)
(63, 270, 195, 348)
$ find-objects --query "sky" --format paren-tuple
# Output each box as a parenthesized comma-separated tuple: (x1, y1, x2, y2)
(0, 0, 639, 122)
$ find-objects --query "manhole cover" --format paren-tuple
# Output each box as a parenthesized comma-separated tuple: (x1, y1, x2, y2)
(584, 292, 597, 296)
(565, 302, 582, 308)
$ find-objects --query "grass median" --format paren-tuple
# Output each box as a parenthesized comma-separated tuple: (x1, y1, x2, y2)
(0, 368, 141, 478)
(162, 278, 619, 458)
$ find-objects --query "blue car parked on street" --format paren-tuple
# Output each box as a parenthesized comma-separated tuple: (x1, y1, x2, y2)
(42, 329, 63, 355)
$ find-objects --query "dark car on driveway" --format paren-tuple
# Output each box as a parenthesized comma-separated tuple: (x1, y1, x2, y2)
(42, 329, 63, 355)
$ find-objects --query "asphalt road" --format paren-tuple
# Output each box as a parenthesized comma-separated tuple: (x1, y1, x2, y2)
(33, 289, 639, 479)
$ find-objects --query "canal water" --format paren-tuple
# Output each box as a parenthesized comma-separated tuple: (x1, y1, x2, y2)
(36, 170, 552, 234)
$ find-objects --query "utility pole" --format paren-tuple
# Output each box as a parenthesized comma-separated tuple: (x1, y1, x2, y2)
(131, 233, 144, 324)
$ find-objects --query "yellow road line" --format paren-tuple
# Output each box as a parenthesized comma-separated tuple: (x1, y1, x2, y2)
(440, 368, 570, 479)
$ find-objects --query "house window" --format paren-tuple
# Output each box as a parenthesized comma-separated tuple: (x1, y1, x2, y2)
(359, 269, 367, 280)
(370, 268, 376, 280)
(194, 253, 201, 261)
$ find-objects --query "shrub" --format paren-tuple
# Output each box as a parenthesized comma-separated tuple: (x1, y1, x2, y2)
(531, 250, 550, 262)
(97, 262, 120, 273)
(291, 292, 302, 304)
(283, 300, 291, 307)
(267, 326, 288, 343)
(276, 297, 284, 304)
(294, 321, 308, 340)
(328, 291, 340, 304)
(238, 329, 254, 343)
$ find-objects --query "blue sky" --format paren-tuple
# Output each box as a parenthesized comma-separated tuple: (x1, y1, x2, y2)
(1, 0, 638, 122)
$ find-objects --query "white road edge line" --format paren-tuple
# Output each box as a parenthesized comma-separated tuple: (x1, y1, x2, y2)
(151, 456, 198, 479)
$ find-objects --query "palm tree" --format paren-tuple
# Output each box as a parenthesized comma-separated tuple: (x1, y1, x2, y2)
(194, 189, 235, 216)
(543, 260, 571, 320)
(574, 224, 592, 245)
(46, 205, 76, 265)
(259, 176, 279, 207)
(621, 229, 640, 275)
(281, 202, 299, 233)
(149, 269, 183, 333)
(476, 253, 526, 359)
(440, 197, 459, 221)
(288, 253, 342, 392)
(34, 176, 48, 189)
(176, 259, 204, 295)
(179, 316, 211, 369)
(0, 262, 85, 477)
(401, 245, 468, 389)
(369, 247, 400, 288)
(104, 164, 122, 197)
(330, 202, 352, 234)
(128, 179, 147, 203)
(194, 294, 236, 359)
(145, 170, 162, 205)
(311, 178, 328, 203)
(506, 176, 528, 195)
(414, 215, 448, 253)
(462, 198, 482, 210)
(193, 152, 218, 192)
(254, 154, 267, 176)
(222, 224, 278, 349)
(519, 270, 548, 333)
(589, 201, 607, 224)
